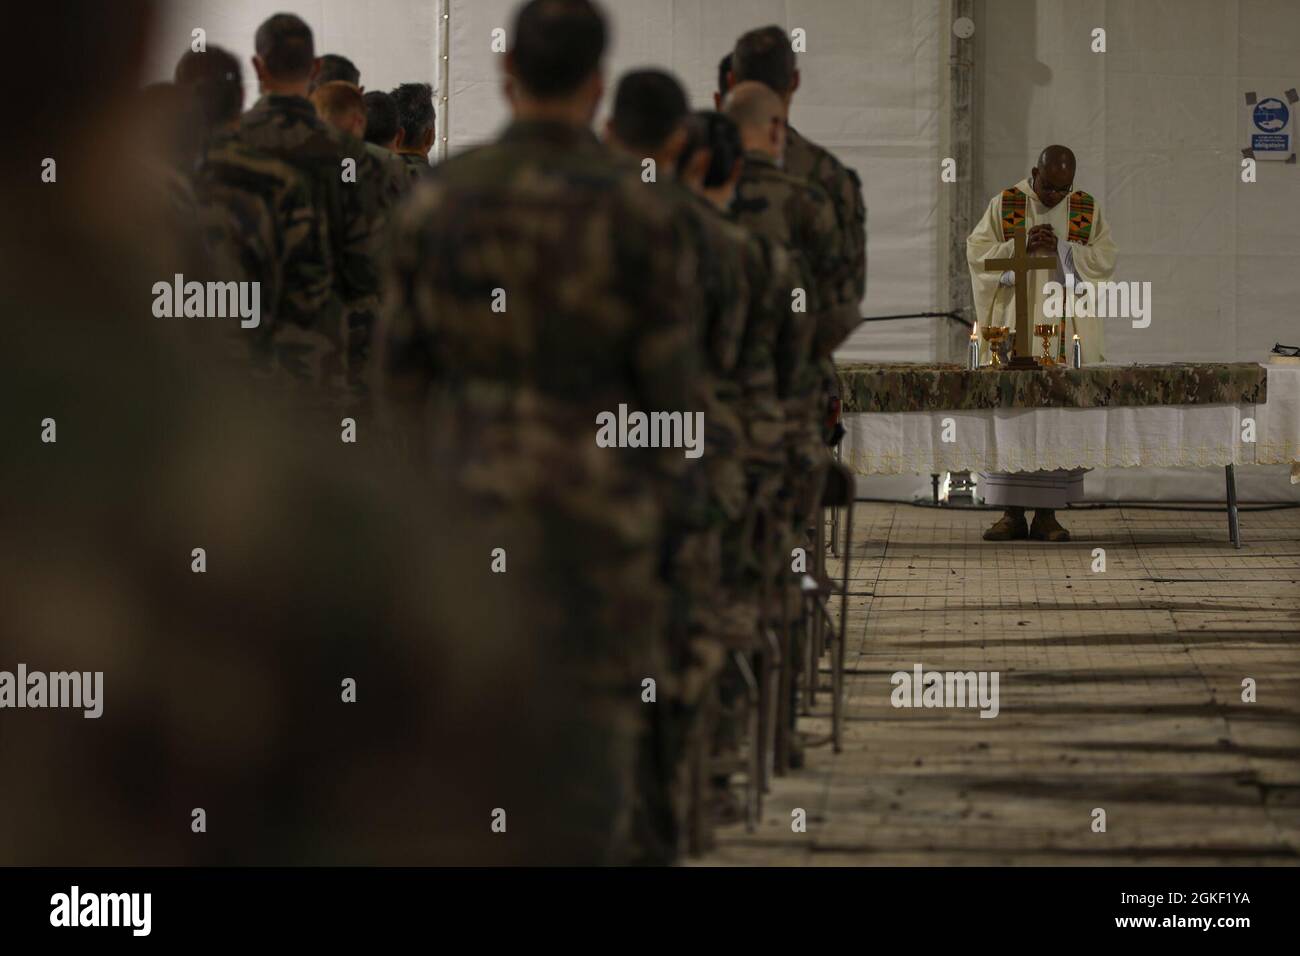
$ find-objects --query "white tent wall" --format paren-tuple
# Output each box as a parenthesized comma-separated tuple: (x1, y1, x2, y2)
(143, 1, 441, 110)
(448, 0, 947, 361)
(978, 0, 1300, 502)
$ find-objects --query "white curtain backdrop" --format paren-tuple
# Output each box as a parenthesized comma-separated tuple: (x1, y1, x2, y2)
(143, 0, 441, 111)
(447, 0, 946, 361)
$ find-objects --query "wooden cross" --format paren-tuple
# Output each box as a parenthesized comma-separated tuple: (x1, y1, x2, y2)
(983, 227, 1057, 369)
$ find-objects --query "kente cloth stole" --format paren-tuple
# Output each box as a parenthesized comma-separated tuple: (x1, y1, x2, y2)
(1067, 190, 1095, 243)
(999, 187, 1026, 240)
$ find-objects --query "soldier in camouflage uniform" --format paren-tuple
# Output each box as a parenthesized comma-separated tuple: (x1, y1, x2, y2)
(377, 0, 705, 865)
(7, 0, 634, 867)
(239, 14, 394, 390)
(726, 80, 847, 768)
(605, 70, 753, 854)
(732, 25, 867, 440)
(391, 82, 437, 181)
(677, 108, 799, 829)
(175, 46, 334, 382)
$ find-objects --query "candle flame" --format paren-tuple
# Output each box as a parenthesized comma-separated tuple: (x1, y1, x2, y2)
(1072, 333, 1079, 340)
(971, 321, 978, 339)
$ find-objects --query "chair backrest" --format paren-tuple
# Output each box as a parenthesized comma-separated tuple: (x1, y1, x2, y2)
(820, 461, 857, 508)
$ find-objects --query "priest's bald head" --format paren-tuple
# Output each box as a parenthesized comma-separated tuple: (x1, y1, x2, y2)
(723, 80, 787, 160)
(1031, 144, 1076, 209)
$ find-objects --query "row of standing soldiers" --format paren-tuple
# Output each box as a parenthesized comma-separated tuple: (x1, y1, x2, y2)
(162, 3, 867, 864)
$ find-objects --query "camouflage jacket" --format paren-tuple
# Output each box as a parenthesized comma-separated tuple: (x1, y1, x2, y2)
(785, 125, 866, 326)
(239, 94, 393, 374)
(698, 202, 791, 473)
(730, 151, 834, 423)
(398, 151, 433, 182)
(365, 141, 414, 206)
(193, 130, 332, 343)
(379, 119, 706, 554)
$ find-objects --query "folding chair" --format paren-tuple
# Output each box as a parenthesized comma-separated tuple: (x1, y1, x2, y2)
(800, 461, 856, 753)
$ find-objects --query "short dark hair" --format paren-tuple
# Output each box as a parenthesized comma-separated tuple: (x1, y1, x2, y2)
(716, 52, 732, 98)
(312, 53, 359, 91)
(511, 0, 607, 98)
(175, 46, 243, 127)
(733, 25, 795, 95)
(609, 70, 687, 151)
(679, 110, 743, 188)
(391, 82, 436, 144)
(363, 91, 400, 145)
(254, 13, 316, 81)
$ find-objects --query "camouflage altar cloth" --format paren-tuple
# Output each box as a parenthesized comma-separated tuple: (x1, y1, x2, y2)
(838, 362, 1268, 414)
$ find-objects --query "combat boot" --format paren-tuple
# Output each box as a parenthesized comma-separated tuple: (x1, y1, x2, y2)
(1030, 509, 1071, 542)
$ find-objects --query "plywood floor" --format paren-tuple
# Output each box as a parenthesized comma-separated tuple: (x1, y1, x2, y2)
(701, 502, 1300, 865)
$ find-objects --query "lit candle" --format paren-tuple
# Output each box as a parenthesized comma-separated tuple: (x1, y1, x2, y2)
(969, 323, 980, 370)
(1071, 334, 1082, 369)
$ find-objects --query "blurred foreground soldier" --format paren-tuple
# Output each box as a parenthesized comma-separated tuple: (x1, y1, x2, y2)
(605, 69, 746, 855)
(176, 45, 331, 341)
(378, 0, 703, 865)
(240, 13, 393, 389)
(7, 0, 619, 866)
(310, 52, 361, 92)
(391, 81, 437, 179)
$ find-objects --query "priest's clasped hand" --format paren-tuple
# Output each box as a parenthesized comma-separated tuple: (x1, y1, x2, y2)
(1027, 223, 1057, 253)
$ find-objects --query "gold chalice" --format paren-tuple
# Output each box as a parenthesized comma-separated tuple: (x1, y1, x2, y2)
(1034, 323, 1060, 365)
(981, 325, 1010, 367)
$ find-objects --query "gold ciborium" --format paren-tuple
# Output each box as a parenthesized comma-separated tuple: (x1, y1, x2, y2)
(1034, 323, 1061, 366)
(981, 325, 1010, 367)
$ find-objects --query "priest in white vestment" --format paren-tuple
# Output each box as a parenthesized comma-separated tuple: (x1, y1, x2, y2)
(966, 145, 1117, 541)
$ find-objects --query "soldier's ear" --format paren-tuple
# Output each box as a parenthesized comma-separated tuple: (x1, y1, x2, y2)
(790, 69, 800, 96)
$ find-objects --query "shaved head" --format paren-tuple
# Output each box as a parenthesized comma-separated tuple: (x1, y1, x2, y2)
(724, 80, 783, 133)
(1031, 144, 1077, 208)
(722, 81, 787, 159)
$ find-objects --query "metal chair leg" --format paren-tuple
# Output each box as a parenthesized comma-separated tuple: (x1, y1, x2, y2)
(1225, 463, 1241, 549)
(832, 498, 854, 753)
(773, 587, 792, 777)
(731, 650, 761, 830)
